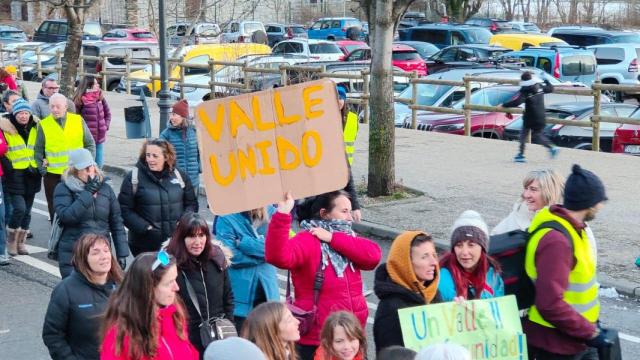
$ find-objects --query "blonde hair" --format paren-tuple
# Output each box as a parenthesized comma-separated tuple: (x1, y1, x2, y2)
(248, 207, 269, 226)
(319, 311, 366, 360)
(241, 302, 298, 360)
(521, 169, 565, 207)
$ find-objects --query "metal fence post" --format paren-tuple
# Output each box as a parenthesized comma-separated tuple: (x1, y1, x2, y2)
(124, 54, 131, 95)
(463, 76, 472, 136)
(592, 80, 601, 152)
(36, 48, 42, 80)
(410, 71, 418, 129)
(209, 59, 216, 98)
(180, 58, 186, 99)
(101, 56, 108, 90)
(55, 50, 62, 80)
(17, 48, 23, 80)
(151, 59, 157, 98)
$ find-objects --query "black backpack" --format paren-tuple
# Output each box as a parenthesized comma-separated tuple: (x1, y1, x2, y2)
(489, 221, 572, 310)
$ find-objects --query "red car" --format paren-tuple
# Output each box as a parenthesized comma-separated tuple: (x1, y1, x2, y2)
(335, 40, 368, 56)
(612, 124, 640, 155)
(343, 44, 427, 75)
(102, 28, 157, 42)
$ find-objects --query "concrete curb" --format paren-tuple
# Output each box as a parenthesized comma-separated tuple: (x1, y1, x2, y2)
(354, 220, 640, 299)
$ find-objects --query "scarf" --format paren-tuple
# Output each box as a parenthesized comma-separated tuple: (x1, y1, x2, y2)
(81, 89, 101, 105)
(299, 219, 355, 278)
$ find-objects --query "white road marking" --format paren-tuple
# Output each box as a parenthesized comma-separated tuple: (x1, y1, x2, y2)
(34, 198, 47, 206)
(13, 254, 61, 279)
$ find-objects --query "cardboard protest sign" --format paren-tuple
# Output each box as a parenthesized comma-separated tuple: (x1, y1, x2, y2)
(398, 295, 528, 360)
(194, 78, 349, 215)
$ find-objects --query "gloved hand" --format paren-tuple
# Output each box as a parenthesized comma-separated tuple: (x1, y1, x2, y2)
(117, 257, 127, 270)
(84, 176, 103, 194)
(586, 328, 614, 349)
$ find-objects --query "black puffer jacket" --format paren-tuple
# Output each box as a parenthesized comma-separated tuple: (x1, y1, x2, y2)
(373, 265, 441, 353)
(502, 79, 554, 130)
(0, 114, 42, 195)
(176, 248, 234, 354)
(42, 271, 117, 360)
(54, 175, 129, 268)
(118, 160, 198, 255)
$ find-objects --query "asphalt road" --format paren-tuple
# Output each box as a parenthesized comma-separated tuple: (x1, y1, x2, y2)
(1, 171, 639, 359)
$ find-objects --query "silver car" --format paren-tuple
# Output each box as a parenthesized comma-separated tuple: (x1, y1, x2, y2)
(588, 43, 640, 101)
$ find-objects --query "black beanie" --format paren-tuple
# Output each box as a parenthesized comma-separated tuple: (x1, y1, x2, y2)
(563, 164, 607, 210)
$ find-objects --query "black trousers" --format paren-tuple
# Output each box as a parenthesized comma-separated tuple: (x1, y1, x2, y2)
(519, 127, 552, 155)
(44, 173, 62, 221)
(8, 192, 35, 229)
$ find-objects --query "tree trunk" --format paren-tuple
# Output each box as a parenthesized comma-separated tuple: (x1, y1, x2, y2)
(367, 0, 395, 197)
(126, 0, 139, 27)
(60, 4, 83, 97)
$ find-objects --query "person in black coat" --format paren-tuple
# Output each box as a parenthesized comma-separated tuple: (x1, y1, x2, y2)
(373, 231, 441, 354)
(42, 233, 123, 360)
(53, 149, 129, 278)
(166, 212, 234, 356)
(118, 138, 198, 256)
(499, 71, 558, 162)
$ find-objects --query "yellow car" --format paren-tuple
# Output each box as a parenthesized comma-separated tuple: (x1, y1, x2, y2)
(489, 34, 567, 51)
(125, 43, 271, 95)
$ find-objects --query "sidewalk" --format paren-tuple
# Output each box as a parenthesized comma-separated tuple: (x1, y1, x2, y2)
(21, 81, 640, 297)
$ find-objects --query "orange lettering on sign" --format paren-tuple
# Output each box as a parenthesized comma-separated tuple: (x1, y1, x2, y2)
(274, 91, 301, 126)
(301, 130, 322, 167)
(229, 101, 254, 138)
(252, 96, 276, 131)
(303, 85, 324, 120)
(276, 136, 301, 170)
(237, 145, 258, 180)
(210, 153, 237, 186)
(255, 140, 276, 175)
(198, 105, 225, 142)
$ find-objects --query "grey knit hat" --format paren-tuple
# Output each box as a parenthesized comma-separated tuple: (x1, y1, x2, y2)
(203, 337, 266, 360)
(450, 210, 490, 252)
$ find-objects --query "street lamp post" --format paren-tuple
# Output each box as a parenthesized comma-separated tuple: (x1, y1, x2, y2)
(157, 0, 171, 134)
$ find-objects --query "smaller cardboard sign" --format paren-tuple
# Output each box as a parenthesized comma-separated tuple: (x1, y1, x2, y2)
(194, 78, 349, 215)
(398, 295, 528, 360)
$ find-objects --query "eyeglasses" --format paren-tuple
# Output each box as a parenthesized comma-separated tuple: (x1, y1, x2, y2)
(151, 250, 171, 271)
(45, 86, 60, 90)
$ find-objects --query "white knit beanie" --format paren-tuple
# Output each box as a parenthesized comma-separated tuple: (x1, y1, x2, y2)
(450, 210, 490, 251)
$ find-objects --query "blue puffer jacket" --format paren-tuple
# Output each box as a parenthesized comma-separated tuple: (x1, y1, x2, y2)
(160, 124, 200, 189)
(438, 266, 504, 301)
(215, 206, 279, 318)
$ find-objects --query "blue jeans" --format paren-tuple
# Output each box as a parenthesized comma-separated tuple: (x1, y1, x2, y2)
(4, 191, 11, 225)
(95, 142, 104, 168)
(0, 183, 6, 256)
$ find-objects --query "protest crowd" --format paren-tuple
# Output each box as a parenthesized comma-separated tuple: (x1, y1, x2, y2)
(0, 75, 621, 360)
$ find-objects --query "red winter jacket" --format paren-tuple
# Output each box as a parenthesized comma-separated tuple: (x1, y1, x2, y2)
(100, 304, 198, 360)
(0, 130, 9, 177)
(265, 212, 382, 346)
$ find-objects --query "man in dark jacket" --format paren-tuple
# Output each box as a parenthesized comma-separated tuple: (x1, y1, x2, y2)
(499, 71, 558, 163)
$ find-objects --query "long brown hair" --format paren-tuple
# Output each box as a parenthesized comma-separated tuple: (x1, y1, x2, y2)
(247, 207, 269, 226)
(319, 311, 366, 360)
(71, 233, 123, 284)
(138, 138, 177, 171)
(241, 302, 298, 360)
(101, 252, 188, 359)
(72, 75, 103, 109)
(165, 212, 217, 270)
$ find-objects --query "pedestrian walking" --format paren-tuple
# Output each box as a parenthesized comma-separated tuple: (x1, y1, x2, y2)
(72, 75, 112, 168)
(0, 90, 20, 246)
(241, 301, 300, 360)
(159, 99, 200, 190)
(265, 191, 381, 360)
(314, 311, 366, 360)
(31, 77, 76, 119)
(373, 231, 441, 353)
(34, 92, 95, 221)
(215, 206, 279, 331)
(498, 71, 558, 163)
(118, 138, 198, 256)
(0, 99, 41, 258)
(438, 210, 504, 302)
(524, 164, 610, 358)
(100, 251, 199, 360)
(53, 148, 128, 278)
(165, 212, 235, 356)
(42, 233, 123, 360)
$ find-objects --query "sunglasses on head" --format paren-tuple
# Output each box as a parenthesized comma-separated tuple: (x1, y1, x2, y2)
(151, 249, 171, 271)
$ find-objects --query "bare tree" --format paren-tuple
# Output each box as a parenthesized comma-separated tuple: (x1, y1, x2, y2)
(499, 0, 518, 20)
(264, 0, 287, 23)
(442, 0, 484, 22)
(519, 0, 532, 21)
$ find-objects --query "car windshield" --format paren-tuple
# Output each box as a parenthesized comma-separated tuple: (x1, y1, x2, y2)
(309, 43, 342, 54)
(398, 83, 452, 106)
(452, 87, 517, 109)
(524, 24, 540, 32)
(465, 29, 492, 43)
(612, 34, 640, 43)
(133, 32, 155, 38)
(0, 31, 26, 39)
(344, 44, 366, 53)
(393, 50, 421, 61)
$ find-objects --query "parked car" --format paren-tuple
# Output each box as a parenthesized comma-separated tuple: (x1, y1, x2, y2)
(489, 33, 567, 51)
(509, 22, 541, 33)
(307, 17, 363, 40)
(426, 44, 510, 74)
(221, 21, 266, 43)
(272, 39, 344, 61)
(0, 25, 28, 45)
(33, 20, 102, 42)
(551, 29, 640, 47)
(19, 42, 66, 81)
(503, 102, 636, 151)
(394, 41, 440, 60)
(612, 122, 640, 155)
(265, 24, 307, 47)
(465, 18, 512, 33)
(168, 23, 221, 46)
(1, 41, 48, 63)
(588, 43, 640, 101)
(499, 46, 597, 85)
(343, 44, 427, 75)
(102, 28, 157, 42)
(547, 26, 602, 37)
(335, 40, 368, 56)
(399, 24, 492, 49)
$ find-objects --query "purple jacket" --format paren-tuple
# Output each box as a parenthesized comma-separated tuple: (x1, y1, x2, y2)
(77, 96, 111, 144)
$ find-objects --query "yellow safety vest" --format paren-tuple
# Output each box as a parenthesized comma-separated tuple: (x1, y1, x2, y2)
(4, 127, 37, 170)
(525, 207, 600, 327)
(343, 111, 358, 165)
(39, 113, 85, 174)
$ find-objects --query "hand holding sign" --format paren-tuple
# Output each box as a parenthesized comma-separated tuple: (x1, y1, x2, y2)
(277, 191, 295, 214)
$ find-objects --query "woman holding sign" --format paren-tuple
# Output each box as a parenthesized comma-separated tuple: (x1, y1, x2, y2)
(266, 191, 381, 360)
(373, 231, 441, 353)
(438, 210, 504, 302)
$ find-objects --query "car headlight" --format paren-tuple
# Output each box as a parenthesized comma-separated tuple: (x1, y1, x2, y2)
(433, 123, 464, 132)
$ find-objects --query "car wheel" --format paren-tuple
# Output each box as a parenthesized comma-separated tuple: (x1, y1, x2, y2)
(601, 80, 622, 102)
(107, 82, 119, 91)
(327, 36, 335, 41)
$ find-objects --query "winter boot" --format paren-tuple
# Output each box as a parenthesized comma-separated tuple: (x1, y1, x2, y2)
(16, 228, 29, 255)
(513, 153, 526, 163)
(6, 227, 18, 256)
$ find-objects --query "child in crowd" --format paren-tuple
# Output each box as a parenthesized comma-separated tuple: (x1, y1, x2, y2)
(315, 311, 366, 360)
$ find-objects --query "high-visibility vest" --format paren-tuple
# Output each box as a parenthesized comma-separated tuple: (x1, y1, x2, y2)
(343, 111, 358, 165)
(525, 207, 600, 327)
(39, 113, 85, 174)
(4, 127, 37, 170)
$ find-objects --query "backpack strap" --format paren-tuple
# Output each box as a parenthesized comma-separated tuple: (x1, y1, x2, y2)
(131, 168, 139, 195)
(530, 220, 575, 262)
(173, 169, 185, 189)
